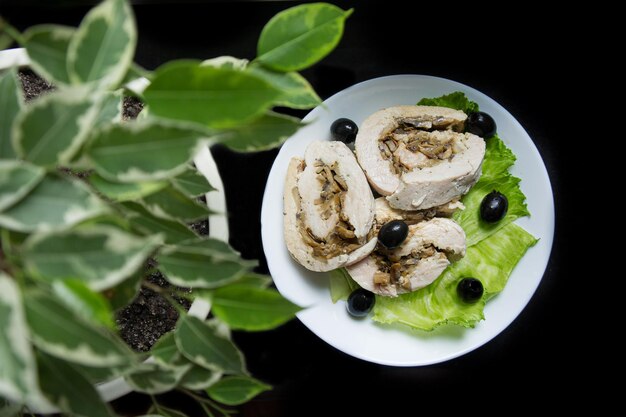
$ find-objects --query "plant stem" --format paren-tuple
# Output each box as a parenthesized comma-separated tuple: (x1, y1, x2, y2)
(179, 389, 233, 417)
(141, 281, 188, 315)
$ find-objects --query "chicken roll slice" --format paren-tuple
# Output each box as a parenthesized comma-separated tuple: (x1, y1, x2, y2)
(284, 141, 377, 272)
(347, 217, 466, 297)
(355, 105, 485, 210)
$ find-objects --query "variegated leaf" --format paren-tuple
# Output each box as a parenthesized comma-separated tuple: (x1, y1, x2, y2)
(175, 315, 246, 374)
(67, 0, 136, 88)
(89, 173, 167, 202)
(140, 185, 209, 222)
(0, 160, 44, 212)
(159, 239, 255, 289)
(180, 365, 221, 390)
(247, 65, 320, 109)
(95, 90, 123, 126)
(24, 291, 135, 367)
(206, 376, 270, 406)
(36, 351, 113, 417)
(0, 175, 108, 232)
(144, 61, 281, 129)
(87, 120, 209, 182)
(125, 362, 191, 395)
(171, 169, 214, 197)
(0, 274, 40, 405)
(23, 225, 161, 291)
(52, 279, 115, 328)
(105, 270, 143, 311)
(23, 24, 74, 85)
(13, 87, 100, 167)
(0, 69, 23, 159)
(256, 3, 352, 72)
(201, 56, 249, 70)
(124, 202, 198, 244)
(150, 332, 185, 367)
(224, 111, 302, 152)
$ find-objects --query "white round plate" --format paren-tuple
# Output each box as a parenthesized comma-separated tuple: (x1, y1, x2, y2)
(261, 75, 554, 366)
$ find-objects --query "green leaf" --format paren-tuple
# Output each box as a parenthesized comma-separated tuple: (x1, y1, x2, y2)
(36, 351, 113, 417)
(23, 24, 74, 85)
(256, 3, 352, 72)
(0, 175, 108, 232)
(180, 365, 220, 390)
(480, 135, 516, 179)
(95, 90, 123, 126)
(124, 202, 198, 244)
(87, 120, 209, 182)
(328, 267, 358, 303)
(72, 361, 137, 385)
(51, 279, 115, 329)
(67, 0, 137, 88)
(144, 61, 281, 129)
(23, 225, 161, 291)
(454, 174, 529, 247)
(171, 169, 215, 197)
(224, 111, 302, 152)
(0, 274, 40, 405)
(159, 239, 255, 289)
(373, 223, 538, 331)
(125, 362, 191, 395)
(0, 160, 45, 212)
(24, 291, 135, 367)
(89, 173, 167, 202)
(140, 185, 210, 222)
(248, 65, 320, 109)
(13, 87, 99, 167)
(207, 376, 271, 406)
(105, 270, 143, 311)
(148, 332, 219, 391)
(150, 332, 182, 366)
(417, 91, 479, 114)
(0, 69, 23, 159)
(175, 315, 246, 374)
(0, 398, 22, 417)
(211, 285, 300, 331)
(230, 273, 272, 289)
(201, 56, 249, 70)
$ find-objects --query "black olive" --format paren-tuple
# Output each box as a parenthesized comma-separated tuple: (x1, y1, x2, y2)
(457, 278, 484, 303)
(347, 288, 375, 317)
(466, 111, 497, 138)
(480, 191, 508, 223)
(330, 118, 358, 143)
(378, 220, 409, 249)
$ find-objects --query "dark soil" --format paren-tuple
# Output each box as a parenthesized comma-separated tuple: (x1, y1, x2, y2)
(19, 69, 205, 352)
(116, 270, 191, 352)
(18, 69, 55, 101)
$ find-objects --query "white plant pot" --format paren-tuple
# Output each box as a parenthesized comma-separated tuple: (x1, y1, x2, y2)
(0, 48, 230, 410)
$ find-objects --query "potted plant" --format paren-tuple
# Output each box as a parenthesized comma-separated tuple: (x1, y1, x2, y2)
(0, 0, 351, 415)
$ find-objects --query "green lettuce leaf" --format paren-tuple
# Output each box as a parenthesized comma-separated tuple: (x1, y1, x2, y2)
(373, 223, 538, 330)
(417, 91, 479, 113)
(329, 268, 358, 303)
(453, 135, 529, 247)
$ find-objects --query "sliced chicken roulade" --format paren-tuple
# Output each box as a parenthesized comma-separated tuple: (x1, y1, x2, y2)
(347, 214, 466, 297)
(355, 105, 486, 210)
(284, 141, 377, 272)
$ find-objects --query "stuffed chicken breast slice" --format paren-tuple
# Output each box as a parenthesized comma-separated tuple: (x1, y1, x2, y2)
(355, 105, 485, 210)
(346, 217, 466, 296)
(283, 141, 377, 272)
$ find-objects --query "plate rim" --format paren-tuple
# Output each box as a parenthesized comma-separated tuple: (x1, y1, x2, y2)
(261, 73, 555, 366)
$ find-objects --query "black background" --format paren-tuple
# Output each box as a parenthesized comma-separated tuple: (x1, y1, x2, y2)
(0, 1, 607, 415)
